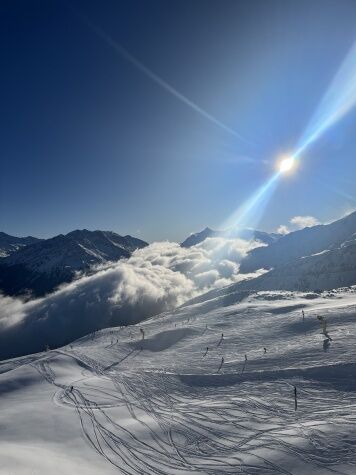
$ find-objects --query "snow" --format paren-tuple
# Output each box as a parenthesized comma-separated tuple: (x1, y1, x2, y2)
(1, 287, 356, 474)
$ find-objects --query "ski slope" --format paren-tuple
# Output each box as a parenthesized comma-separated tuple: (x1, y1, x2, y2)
(1, 287, 356, 474)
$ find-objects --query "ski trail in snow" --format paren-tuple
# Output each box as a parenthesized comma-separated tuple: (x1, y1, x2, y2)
(21, 288, 356, 474)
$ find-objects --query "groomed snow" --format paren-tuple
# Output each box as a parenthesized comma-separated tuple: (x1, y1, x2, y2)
(1, 287, 356, 474)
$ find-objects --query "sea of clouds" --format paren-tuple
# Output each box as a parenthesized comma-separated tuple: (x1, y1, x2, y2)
(0, 237, 265, 359)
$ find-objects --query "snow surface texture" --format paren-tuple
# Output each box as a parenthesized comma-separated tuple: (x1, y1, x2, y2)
(1, 287, 356, 474)
(0, 238, 264, 360)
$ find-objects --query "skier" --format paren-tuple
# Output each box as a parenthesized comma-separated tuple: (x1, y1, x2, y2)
(218, 356, 224, 372)
(203, 347, 209, 357)
(140, 328, 145, 340)
(263, 347, 267, 354)
(218, 333, 224, 346)
(302, 310, 305, 321)
(317, 315, 332, 340)
(241, 354, 248, 374)
(294, 386, 297, 411)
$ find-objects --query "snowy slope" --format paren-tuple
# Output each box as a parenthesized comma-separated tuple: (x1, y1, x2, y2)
(0, 232, 41, 257)
(1, 287, 356, 474)
(240, 210, 356, 273)
(235, 238, 356, 292)
(0, 230, 148, 296)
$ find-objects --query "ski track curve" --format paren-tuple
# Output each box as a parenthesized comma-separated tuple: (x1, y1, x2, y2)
(19, 290, 356, 474)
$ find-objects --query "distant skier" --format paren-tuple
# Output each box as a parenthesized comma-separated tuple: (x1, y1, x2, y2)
(218, 333, 224, 346)
(302, 310, 305, 321)
(317, 315, 332, 340)
(294, 386, 298, 411)
(140, 328, 145, 340)
(241, 354, 248, 374)
(203, 347, 209, 357)
(218, 357, 224, 372)
(263, 347, 267, 354)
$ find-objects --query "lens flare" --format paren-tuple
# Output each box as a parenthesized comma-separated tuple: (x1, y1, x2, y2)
(223, 38, 356, 233)
(293, 39, 356, 160)
(278, 157, 295, 174)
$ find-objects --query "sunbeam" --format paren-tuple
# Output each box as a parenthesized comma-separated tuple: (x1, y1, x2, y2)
(293, 39, 356, 160)
(222, 173, 280, 232)
(76, 12, 253, 145)
(223, 38, 356, 233)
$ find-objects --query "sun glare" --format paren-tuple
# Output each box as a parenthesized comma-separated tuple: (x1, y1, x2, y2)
(278, 156, 295, 174)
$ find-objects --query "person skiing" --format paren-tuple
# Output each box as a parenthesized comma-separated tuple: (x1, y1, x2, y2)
(263, 347, 267, 354)
(218, 333, 224, 347)
(203, 347, 209, 357)
(317, 315, 332, 340)
(218, 356, 224, 372)
(140, 328, 145, 340)
(241, 354, 248, 374)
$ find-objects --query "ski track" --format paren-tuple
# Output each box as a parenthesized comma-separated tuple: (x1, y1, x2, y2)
(7, 288, 356, 474)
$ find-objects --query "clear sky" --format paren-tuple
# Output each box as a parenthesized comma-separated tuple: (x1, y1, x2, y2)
(1, 0, 356, 242)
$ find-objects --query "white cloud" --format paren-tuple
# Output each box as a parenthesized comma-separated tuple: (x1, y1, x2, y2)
(277, 225, 290, 235)
(277, 215, 320, 234)
(0, 237, 265, 360)
(290, 215, 320, 229)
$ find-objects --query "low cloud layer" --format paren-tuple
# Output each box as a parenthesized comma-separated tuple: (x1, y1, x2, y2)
(0, 237, 264, 360)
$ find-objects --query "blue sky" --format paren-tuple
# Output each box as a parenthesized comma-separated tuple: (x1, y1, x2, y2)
(1, 0, 356, 242)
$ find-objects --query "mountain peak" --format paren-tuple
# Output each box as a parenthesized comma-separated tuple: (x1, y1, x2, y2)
(0, 230, 148, 297)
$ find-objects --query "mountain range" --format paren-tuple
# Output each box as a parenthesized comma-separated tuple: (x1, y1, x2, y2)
(0, 230, 148, 297)
(180, 226, 280, 247)
(1, 211, 356, 298)
(0, 232, 41, 257)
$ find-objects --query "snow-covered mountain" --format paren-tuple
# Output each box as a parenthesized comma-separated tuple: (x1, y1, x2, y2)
(0, 231, 41, 257)
(0, 230, 148, 296)
(181, 226, 280, 247)
(200, 237, 355, 296)
(1, 286, 356, 474)
(240, 211, 356, 273)
(239, 238, 356, 292)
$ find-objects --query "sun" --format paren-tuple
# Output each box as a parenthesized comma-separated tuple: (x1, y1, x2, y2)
(278, 156, 295, 174)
